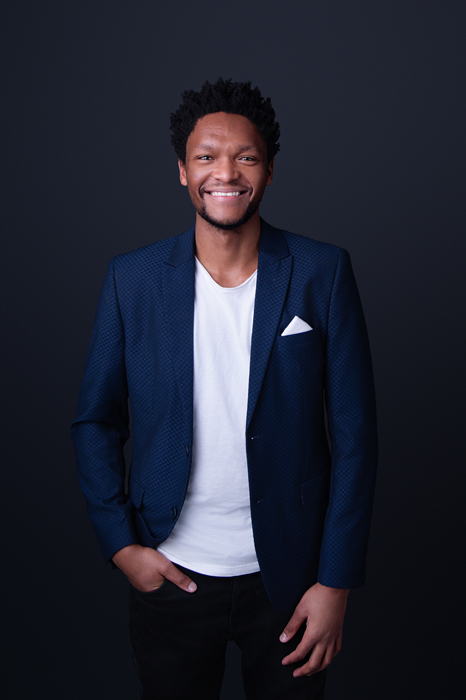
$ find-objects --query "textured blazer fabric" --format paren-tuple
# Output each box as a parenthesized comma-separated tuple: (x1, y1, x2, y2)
(71, 219, 377, 614)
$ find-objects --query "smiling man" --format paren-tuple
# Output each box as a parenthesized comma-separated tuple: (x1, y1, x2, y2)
(72, 78, 377, 700)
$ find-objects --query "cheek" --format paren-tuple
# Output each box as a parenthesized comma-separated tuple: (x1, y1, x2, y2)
(185, 178, 199, 195)
(188, 173, 203, 193)
(187, 181, 204, 206)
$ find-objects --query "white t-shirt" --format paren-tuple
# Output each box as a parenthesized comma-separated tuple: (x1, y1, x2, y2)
(157, 257, 260, 576)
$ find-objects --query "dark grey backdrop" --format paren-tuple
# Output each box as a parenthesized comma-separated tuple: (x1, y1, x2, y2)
(2, 1, 465, 698)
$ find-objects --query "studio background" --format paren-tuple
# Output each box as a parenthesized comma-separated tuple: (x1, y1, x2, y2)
(2, 1, 465, 698)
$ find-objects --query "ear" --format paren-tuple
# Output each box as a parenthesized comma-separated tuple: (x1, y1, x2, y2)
(266, 158, 274, 186)
(178, 159, 187, 186)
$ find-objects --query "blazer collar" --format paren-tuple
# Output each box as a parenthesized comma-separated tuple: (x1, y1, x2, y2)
(165, 224, 196, 267)
(256, 217, 290, 261)
(164, 218, 289, 267)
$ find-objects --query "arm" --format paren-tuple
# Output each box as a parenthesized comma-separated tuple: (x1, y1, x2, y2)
(71, 260, 138, 562)
(319, 248, 378, 588)
(71, 262, 198, 594)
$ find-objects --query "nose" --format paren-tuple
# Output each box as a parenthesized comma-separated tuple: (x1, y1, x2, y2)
(212, 156, 240, 183)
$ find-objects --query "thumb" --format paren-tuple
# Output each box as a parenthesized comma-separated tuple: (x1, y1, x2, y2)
(164, 562, 197, 593)
(280, 606, 306, 643)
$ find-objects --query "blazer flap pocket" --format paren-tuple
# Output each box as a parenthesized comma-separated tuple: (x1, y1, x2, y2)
(301, 468, 331, 507)
(129, 476, 145, 509)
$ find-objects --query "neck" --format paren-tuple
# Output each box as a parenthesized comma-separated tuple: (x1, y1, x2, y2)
(194, 210, 260, 288)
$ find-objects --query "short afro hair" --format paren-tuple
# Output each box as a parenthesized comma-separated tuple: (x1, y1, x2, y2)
(170, 77, 280, 164)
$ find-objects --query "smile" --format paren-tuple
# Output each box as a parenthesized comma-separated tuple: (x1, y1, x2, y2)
(206, 191, 245, 198)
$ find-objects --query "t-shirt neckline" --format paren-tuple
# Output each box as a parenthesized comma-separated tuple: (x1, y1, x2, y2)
(194, 256, 257, 291)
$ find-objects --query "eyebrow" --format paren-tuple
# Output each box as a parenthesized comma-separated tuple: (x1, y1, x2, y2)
(195, 143, 262, 154)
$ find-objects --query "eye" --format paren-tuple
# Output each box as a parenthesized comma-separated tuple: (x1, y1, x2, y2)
(240, 156, 257, 162)
(198, 155, 212, 160)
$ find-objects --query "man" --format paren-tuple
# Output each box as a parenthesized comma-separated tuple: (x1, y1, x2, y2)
(71, 78, 377, 700)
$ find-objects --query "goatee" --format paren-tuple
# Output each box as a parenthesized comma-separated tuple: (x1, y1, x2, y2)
(197, 198, 261, 232)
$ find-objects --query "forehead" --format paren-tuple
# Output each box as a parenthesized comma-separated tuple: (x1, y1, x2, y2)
(187, 112, 265, 152)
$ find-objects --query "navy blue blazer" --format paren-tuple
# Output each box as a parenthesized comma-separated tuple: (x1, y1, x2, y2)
(71, 219, 377, 614)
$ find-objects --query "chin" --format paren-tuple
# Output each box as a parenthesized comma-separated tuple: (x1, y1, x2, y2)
(199, 202, 259, 232)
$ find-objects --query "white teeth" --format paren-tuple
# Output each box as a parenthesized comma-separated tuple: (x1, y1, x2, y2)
(209, 191, 241, 197)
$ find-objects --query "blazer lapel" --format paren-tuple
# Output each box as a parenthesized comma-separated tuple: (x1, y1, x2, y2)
(161, 220, 292, 434)
(247, 220, 292, 428)
(162, 226, 196, 437)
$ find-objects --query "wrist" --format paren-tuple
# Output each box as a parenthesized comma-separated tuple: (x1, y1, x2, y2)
(315, 582, 350, 597)
(112, 543, 144, 569)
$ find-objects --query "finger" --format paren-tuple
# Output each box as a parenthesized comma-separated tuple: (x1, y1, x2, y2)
(281, 632, 317, 666)
(279, 606, 307, 643)
(293, 643, 326, 678)
(148, 575, 166, 590)
(135, 577, 165, 593)
(163, 562, 197, 592)
(333, 633, 343, 657)
(320, 645, 335, 672)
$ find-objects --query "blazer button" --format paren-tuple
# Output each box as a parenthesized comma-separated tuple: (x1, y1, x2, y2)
(171, 507, 178, 519)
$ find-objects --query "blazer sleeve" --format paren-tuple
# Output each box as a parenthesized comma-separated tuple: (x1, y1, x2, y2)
(318, 248, 378, 588)
(71, 260, 139, 562)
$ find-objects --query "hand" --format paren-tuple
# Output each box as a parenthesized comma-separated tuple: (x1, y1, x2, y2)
(280, 582, 349, 677)
(112, 544, 197, 594)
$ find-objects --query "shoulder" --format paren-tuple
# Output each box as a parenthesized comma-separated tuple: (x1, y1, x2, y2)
(263, 221, 349, 279)
(110, 231, 184, 273)
(101, 228, 194, 299)
(262, 223, 357, 302)
(282, 229, 347, 264)
(262, 219, 346, 262)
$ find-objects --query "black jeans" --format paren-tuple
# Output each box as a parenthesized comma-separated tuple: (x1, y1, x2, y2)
(129, 565, 326, 700)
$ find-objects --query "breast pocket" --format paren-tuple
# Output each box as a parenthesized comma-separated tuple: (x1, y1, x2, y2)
(276, 329, 323, 367)
(275, 327, 325, 389)
(277, 328, 315, 348)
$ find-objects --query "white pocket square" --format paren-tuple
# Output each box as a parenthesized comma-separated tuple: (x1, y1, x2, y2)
(281, 316, 313, 336)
